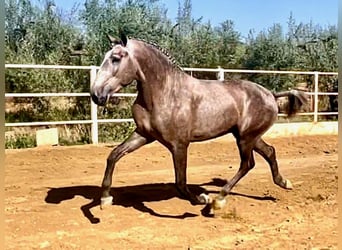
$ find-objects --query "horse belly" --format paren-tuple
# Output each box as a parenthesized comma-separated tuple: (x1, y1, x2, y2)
(190, 107, 238, 141)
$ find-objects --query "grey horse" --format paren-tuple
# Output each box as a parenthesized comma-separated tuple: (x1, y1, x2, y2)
(90, 33, 307, 212)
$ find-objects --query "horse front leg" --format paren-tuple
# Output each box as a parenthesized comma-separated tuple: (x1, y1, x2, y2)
(100, 130, 154, 208)
(171, 143, 207, 205)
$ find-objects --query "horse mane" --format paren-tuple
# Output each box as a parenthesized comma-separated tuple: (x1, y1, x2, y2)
(133, 37, 183, 70)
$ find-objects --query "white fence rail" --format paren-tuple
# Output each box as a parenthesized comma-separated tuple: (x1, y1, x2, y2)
(5, 64, 338, 144)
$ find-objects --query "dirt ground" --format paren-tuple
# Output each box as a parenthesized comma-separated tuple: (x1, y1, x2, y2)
(5, 134, 337, 249)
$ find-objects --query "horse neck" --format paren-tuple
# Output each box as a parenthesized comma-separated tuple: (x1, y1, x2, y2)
(134, 45, 187, 109)
(137, 68, 187, 111)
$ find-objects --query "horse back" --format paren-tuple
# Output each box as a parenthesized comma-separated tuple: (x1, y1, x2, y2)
(190, 79, 278, 140)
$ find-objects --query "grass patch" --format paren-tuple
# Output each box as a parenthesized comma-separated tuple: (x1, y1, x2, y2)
(5, 133, 36, 149)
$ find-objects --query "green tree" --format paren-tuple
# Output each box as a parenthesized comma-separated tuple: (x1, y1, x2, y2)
(5, 0, 89, 134)
(215, 20, 243, 68)
(5, 0, 338, 147)
(80, 0, 171, 66)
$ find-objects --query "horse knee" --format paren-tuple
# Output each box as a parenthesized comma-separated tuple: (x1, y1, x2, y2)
(266, 145, 276, 161)
(248, 156, 255, 170)
(107, 145, 127, 163)
(258, 143, 276, 159)
(268, 145, 275, 155)
(107, 154, 118, 165)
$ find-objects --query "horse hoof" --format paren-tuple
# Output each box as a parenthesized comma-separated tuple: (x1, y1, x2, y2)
(212, 196, 226, 210)
(285, 179, 293, 189)
(100, 196, 113, 209)
(198, 193, 212, 204)
(209, 207, 215, 216)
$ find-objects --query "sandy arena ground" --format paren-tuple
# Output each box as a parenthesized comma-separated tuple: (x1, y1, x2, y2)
(5, 134, 337, 249)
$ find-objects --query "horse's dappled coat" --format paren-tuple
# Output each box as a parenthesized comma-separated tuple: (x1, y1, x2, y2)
(90, 33, 307, 213)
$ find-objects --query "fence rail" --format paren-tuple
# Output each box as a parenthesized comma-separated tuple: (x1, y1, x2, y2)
(5, 64, 338, 144)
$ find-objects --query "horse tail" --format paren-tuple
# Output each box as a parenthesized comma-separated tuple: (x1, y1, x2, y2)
(273, 90, 308, 117)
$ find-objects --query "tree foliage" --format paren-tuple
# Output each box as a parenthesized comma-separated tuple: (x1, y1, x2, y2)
(5, 0, 338, 146)
(6, 0, 337, 74)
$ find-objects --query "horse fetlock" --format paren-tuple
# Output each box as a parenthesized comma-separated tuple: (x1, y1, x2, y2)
(100, 196, 113, 209)
(212, 195, 227, 210)
(198, 193, 212, 204)
(275, 176, 293, 190)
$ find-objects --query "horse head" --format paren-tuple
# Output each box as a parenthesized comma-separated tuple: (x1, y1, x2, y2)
(90, 33, 145, 106)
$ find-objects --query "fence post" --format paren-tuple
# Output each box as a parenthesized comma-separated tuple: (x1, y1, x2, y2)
(217, 66, 224, 81)
(90, 66, 98, 144)
(313, 72, 319, 123)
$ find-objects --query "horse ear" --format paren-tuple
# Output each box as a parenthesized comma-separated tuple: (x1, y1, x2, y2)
(107, 34, 120, 48)
(106, 33, 128, 47)
(119, 31, 128, 46)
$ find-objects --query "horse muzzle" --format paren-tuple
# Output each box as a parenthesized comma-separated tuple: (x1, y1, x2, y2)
(91, 93, 108, 106)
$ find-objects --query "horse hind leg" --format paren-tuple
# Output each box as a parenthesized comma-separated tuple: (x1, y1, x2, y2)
(254, 138, 293, 190)
(211, 139, 256, 210)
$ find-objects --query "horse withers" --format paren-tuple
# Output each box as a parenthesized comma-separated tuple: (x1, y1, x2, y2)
(90, 33, 307, 213)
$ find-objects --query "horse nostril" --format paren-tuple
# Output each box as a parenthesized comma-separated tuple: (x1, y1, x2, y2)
(98, 96, 107, 106)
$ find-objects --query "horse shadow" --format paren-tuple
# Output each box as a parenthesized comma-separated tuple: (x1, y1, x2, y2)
(44, 178, 276, 224)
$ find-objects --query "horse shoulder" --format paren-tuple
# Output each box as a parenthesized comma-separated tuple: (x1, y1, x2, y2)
(132, 101, 152, 134)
